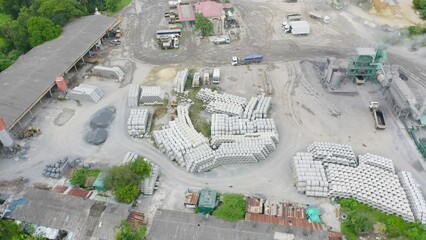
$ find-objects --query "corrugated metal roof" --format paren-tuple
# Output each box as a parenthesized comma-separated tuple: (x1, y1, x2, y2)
(198, 188, 217, 208)
(177, 3, 196, 21)
(194, 1, 233, 18)
(0, 15, 117, 130)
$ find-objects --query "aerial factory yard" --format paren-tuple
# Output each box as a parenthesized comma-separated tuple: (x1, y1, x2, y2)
(1, 0, 426, 239)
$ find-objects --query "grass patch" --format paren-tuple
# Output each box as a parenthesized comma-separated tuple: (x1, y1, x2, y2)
(70, 168, 100, 188)
(338, 198, 426, 240)
(213, 194, 246, 221)
(187, 88, 211, 138)
(153, 99, 169, 120)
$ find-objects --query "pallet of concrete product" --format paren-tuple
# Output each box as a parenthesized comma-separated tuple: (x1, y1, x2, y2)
(192, 72, 200, 88)
(140, 86, 166, 104)
(243, 97, 258, 119)
(399, 171, 426, 224)
(358, 153, 395, 173)
(307, 142, 357, 167)
(252, 95, 271, 119)
(127, 108, 150, 138)
(174, 68, 189, 93)
(67, 84, 104, 103)
(128, 84, 141, 107)
(92, 66, 125, 82)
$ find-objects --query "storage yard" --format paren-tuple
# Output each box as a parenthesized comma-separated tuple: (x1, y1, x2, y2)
(1, 0, 426, 239)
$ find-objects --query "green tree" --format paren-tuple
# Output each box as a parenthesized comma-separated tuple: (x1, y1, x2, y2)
(0, 19, 30, 52)
(129, 157, 152, 179)
(106, 0, 119, 11)
(0, 219, 45, 239)
(26, 16, 61, 47)
(115, 220, 147, 240)
(115, 183, 139, 203)
(70, 168, 100, 187)
(414, 0, 421, 9)
(212, 194, 246, 221)
(345, 213, 373, 234)
(195, 14, 214, 37)
(38, 0, 86, 26)
(0, 0, 30, 19)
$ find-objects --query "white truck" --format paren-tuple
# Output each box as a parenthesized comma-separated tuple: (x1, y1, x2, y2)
(212, 68, 220, 84)
(213, 36, 230, 45)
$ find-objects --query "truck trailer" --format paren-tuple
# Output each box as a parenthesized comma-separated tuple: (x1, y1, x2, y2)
(231, 54, 263, 66)
(369, 102, 386, 130)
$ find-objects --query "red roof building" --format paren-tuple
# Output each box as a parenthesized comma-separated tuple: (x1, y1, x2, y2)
(177, 3, 196, 22)
(194, 1, 233, 18)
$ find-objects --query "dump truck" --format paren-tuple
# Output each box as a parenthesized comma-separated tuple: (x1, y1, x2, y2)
(231, 54, 263, 66)
(369, 102, 386, 130)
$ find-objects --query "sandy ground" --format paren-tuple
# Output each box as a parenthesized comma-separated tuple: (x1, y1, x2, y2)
(1, 0, 426, 233)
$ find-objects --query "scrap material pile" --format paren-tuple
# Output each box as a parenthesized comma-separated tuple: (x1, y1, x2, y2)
(292, 142, 426, 223)
(128, 84, 141, 107)
(92, 66, 125, 82)
(153, 89, 278, 173)
(123, 152, 160, 195)
(140, 86, 166, 104)
(127, 109, 150, 138)
(67, 84, 104, 103)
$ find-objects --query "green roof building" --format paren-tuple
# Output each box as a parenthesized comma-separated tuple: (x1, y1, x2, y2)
(92, 172, 106, 191)
(197, 188, 217, 214)
(306, 207, 321, 223)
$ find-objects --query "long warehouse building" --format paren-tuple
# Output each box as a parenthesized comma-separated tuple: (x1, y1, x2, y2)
(0, 15, 118, 132)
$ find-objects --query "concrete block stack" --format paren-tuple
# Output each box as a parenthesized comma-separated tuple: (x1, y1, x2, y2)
(211, 114, 277, 136)
(141, 160, 160, 195)
(253, 119, 277, 134)
(122, 151, 139, 164)
(67, 84, 104, 103)
(196, 88, 216, 102)
(174, 68, 189, 93)
(292, 152, 328, 197)
(252, 95, 271, 119)
(140, 86, 166, 104)
(307, 142, 357, 167)
(358, 153, 395, 173)
(128, 84, 140, 107)
(399, 171, 426, 224)
(206, 101, 244, 117)
(326, 163, 414, 222)
(243, 97, 258, 119)
(127, 109, 150, 138)
(183, 143, 216, 172)
(196, 88, 247, 108)
(92, 66, 125, 82)
(211, 132, 279, 148)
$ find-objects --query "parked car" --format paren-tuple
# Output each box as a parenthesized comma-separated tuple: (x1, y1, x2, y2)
(111, 39, 121, 45)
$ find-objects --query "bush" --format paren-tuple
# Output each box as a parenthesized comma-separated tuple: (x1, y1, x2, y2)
(115, 220, 147, 240)
(115, 183, 139, 203)
(408, 25, 426, 36)
(70, 168, 100, 188)
(212, 194, 246, 221)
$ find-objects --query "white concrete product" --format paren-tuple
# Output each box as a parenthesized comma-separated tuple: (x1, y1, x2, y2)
(289, 21, 310, 35)
(196, 88, 247, 107)
(207, 101, 244, 117)
(326, 163, 414, 222)
(128, 84, 141, 107)
(292, 152, 329, 197)
(174, 68, 189, 93)
(243, 97, 258, 119)
(307, 142, 357, 167)
(92, 66, 125, 82)
(192, 72, 200, 88)
(67, 84, 104, 103)
(211, 133, 279, 148)
(122, 151, 139, 164)
(358, 153, 395, 173)
(141, 162, 160, 195)
(252, 95, 271, 119)
(140, 86, 166, 104)
(399, 171, 426, 224)
(211, 114, 277, 136)
(127, 109, 150, 138)
(0, 129, 14, 148)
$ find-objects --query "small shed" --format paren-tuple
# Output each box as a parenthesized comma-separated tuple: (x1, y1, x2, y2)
(197, 188, 217, 214)
(93, 172, 106, 191)
(306, 207, 321, 223)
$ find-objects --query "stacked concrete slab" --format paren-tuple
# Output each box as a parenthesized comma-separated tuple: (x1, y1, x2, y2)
(196, 88, 247, 107)
(358, 153, 395, 173)
(128, 84, 141, 107)
(174, 68, 189, 93)
(183, 143, 216, 172)
(307, 142, 357, 167)
(243, 97, 258, 119)
(252, 95, 271, 119)
(92, 66, 125, 82)
(399, 171, 426, 224)
(140, 86, 166, 104)
(211, 132, 279, 148)
(211, 114, 277, 136)
(67, 84, 104, 103)
(326, 163, 414, 222)
(292, 152, 328, 197)
(206, 101, 244, 117)
(127, 109, 150, 138)
(141, 160, 160, 195)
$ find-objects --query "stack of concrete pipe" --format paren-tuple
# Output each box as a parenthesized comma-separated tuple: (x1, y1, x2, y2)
(140, 86, 166, 104)
(211, 132, 279, 148)
(399, 171, 426, 224)
(206, 101, 244, 117)
(196, 88, 247, 107)
(292, 152, 329, 197)
(196, 88, 217, 102)
(252, 95, 271, 120)
(92, 66, 125, 82)
(174, 68, 188, 93)
(67, 84, 104, 103)
(43, 157, 70, 179)
(211, 114, 277, 136)
(326, 163, 414, 222)
(127, 109, 150, 138)
(183, 143, 216, 172)
(243, 97, 258, 119)
(128, 84, 141, 107)
(307, 142, 357, 167)
(358, 153, 395, 173)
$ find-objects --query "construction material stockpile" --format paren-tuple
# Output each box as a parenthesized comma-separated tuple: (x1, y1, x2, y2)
(399, 171, 426, 224)
(42, 156, 85, 179)
(67, 84, 104, 103)
(123, 152, 160, 195)
(174, 68, 189, 93)
(292, 152, 328, 197)
(127, 109, 150, 138)
(128, 84, 140, 107)
(197, 88, 247, 117)
(153, 89, 278, 173)
(292, 143, 426, 223)
(92, 66, 125, 82)
(140, 86, 166, 104)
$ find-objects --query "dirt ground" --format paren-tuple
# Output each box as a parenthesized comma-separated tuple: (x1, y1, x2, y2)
(1, 0, 426, 233)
